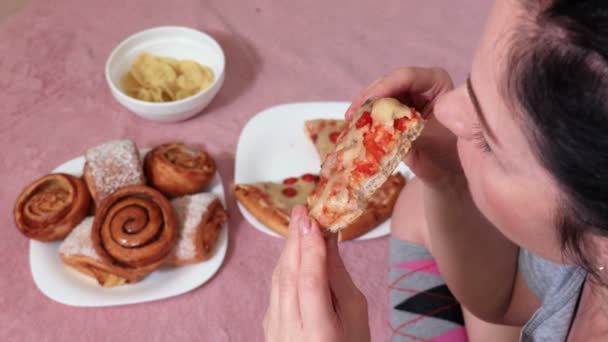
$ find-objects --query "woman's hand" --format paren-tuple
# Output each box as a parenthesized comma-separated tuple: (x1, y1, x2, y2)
(263, 205, 370, 342)
(346, 67, 462, 184)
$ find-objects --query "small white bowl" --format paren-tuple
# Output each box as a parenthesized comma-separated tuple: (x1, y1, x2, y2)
(105, 26, 225, 123)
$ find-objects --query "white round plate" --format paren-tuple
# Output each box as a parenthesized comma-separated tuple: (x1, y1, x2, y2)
(29, 149, 228, 307)
(234, 102, 415, 240)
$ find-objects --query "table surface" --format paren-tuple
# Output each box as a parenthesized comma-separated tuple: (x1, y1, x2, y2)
(0, 0, 491, 340)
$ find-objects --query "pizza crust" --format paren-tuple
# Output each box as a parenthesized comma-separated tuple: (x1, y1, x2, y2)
(339, 172, 405, 241)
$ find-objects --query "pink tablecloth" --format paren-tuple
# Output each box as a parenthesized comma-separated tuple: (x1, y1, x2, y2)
(0, 0, 491, 340)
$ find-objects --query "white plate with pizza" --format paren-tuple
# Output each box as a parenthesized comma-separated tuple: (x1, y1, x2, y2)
(234, 101, 415, 240)
(29, 150, 228, 307)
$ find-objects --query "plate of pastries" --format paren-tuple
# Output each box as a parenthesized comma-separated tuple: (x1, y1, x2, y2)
(14, 139, 228, 307)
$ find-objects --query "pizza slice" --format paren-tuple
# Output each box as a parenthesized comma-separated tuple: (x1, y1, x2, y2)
(304, 119, 348, 161)
(233, 173, 405, 241)
(308, 97, 424, 232)
(304, 117, 408, 239)
(233, 174, 320, 237)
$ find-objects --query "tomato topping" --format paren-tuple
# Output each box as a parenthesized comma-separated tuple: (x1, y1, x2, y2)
(393, 116, 410, 131)
(283, 177, 298, 185)
(363, 133, 387, 161)
(311, 134, 318, 142)
(282, 187, 298, 197)
(355, 161, 379, 176)
(355, 111, 372, 129)
(318, 177, 328, 186)
(301, 173, 319, 182)
(329, 131, 341, 143)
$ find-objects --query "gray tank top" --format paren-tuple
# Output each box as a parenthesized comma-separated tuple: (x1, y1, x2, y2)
(519, 249, 586, 341)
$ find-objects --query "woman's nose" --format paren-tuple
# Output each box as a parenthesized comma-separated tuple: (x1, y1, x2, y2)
(434, 84, 472, 138)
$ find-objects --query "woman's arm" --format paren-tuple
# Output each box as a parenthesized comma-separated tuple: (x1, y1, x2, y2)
(422, 178, 538, 324)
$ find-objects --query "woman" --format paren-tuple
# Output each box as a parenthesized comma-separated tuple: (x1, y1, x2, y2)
(263, 0, 608, 341)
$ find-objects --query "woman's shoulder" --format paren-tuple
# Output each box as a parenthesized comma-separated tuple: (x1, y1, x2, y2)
(519, 249, 587, 341)
(518, 248, 585, 300)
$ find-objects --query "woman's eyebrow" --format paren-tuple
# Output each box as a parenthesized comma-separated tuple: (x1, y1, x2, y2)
(466, 76, 499, 146)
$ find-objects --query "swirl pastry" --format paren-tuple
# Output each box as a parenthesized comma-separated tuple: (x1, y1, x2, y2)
(83, 139, 146, 207)
(144, 143, 216, 197)
(14, 173, 91, 241)
(91, 185, 178, 280)
(60, 217, 132, 287)
(170, 193, 228, 265)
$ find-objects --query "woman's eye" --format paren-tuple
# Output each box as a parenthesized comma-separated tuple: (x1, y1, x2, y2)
(472, 124, 492, 153)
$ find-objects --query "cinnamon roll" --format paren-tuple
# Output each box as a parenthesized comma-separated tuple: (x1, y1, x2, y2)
(144, 143, 216, 197)
(170, 193, 227, 265)
(91, 185, 177, 280)
(14, 173, 91, 241)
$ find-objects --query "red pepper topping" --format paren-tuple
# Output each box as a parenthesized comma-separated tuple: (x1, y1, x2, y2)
(355, 162, 379, 176)
(363, 132, 387, 161)
(355, 111, 372, 129)
(393, 116, 410, 131)
(283, 177, 298, 185)
(329, 131, 341, 143)
(282, 187, 298, 197)
(301, 173, 319, 182)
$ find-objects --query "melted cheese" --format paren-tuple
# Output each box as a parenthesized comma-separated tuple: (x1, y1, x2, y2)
(370, 98, 412, 125)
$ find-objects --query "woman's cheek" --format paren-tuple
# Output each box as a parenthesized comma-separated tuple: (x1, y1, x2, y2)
(456, 139, 477, 184)
(459, 141, 542, 251)
(457, 139, 501, 227)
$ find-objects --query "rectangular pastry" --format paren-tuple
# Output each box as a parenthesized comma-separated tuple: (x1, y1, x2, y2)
(83, 139, 145, 207)
(170, 193, 228, 265)
(59, 217, 134, 287)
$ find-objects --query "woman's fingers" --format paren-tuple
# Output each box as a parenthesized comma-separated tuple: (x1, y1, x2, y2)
(264, 262, 281, 339)
(326, 234, 367, 312)
(277, 205, 308, 326)
(326, 234, 357, 296)
(326, 235, 371, 342)
(297, 214, 335, 328)
(345, 67, 454, 120)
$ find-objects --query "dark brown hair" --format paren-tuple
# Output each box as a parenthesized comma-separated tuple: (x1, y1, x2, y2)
(506, 0, 608, 282)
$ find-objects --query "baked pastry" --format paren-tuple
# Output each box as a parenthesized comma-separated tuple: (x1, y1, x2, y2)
(170, 193, 228, 265)
(91, 185, 178, 282)
(83, 139, 145, 207)
(60, 217, 133, 287)
(308, 98, 424, 232)
(14, 173, 91, 241)
(144, 142, 216, 197)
